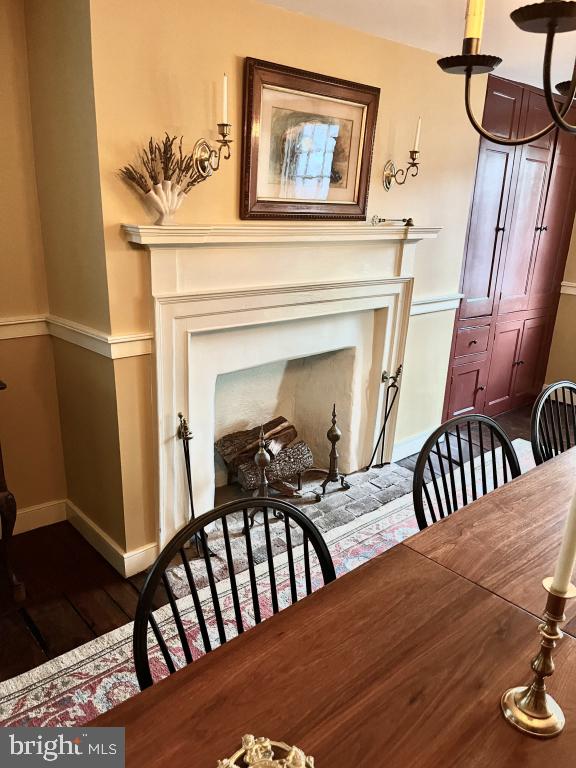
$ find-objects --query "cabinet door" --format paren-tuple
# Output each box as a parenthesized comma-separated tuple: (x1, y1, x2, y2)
(498, 92, 556, 315)
(485, 320, 523, 416)
(529, 114, 576, 310)
(459, 79, 522, 320)
(446, 360, 488, 419)
(513, 315, 551, 402)
(459, 144, 516, 319)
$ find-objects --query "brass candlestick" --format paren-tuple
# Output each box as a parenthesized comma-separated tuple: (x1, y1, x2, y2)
(501, 577, 576, 738)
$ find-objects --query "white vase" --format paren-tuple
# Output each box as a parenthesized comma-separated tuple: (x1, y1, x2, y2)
(146, 180, 186, 225)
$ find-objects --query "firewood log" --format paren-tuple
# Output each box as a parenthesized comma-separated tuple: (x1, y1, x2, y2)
(236, 440, 313, 490)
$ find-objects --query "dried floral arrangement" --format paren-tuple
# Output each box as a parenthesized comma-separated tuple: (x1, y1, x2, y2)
(119, 134, 213, 225)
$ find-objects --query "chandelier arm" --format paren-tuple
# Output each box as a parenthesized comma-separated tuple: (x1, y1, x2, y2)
(464, 73, 557, 146)
(542, 27, 576, 134)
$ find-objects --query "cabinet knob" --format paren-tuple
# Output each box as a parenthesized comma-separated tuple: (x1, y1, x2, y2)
(514, 360, 525, 366)
(477, 385, 486, 392)
(495, 226, 505, 233)
(469, 339, 478, 345)
(535, 225, 548, 232)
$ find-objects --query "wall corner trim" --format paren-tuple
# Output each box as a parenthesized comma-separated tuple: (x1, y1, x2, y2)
(65, 499, 158, 577)
(561, 281, 576, 296)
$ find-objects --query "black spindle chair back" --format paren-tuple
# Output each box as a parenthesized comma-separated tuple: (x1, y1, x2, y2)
(413, 415, 521, 530)
(531, 380, 576, 466)
(133, 497, 335, 690)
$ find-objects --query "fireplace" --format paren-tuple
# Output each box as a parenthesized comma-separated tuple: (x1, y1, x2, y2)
(214, 347, 357, 489)
(123, 223, 440, 546)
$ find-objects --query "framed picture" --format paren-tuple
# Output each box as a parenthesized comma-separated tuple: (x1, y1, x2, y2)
(241, 58, 380, 220)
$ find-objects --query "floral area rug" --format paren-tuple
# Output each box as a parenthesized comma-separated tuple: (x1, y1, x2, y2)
(0, 440, 534, 727)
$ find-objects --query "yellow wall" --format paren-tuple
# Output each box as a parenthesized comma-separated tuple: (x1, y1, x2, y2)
(0, 337, 66, 508)
(52, 339, 125, 547)
(25, 0, 111, 333)
(0, 0, 47, 317)
(0, 0, 66, 512)
(546, 221, 576, 384)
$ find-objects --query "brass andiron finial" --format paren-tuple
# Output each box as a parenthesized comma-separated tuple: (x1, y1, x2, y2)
(501, 577, 576, 737)
(254, 426, 270, 498)
(319, 404, 350, 496)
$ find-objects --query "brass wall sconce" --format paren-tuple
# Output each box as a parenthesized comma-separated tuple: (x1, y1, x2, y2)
(383, 117, 422, 191)
(383, 150, 420, 191)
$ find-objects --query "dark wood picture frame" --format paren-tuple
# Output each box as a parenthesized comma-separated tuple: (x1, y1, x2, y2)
(241, 58, 380, 220)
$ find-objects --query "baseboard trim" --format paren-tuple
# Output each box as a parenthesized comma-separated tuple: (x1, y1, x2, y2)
(392, 430, 431, 462)
(65, 500, 158, 577)
(14, 499, 67, 535)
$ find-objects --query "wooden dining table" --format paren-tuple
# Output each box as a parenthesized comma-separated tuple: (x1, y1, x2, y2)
(95, 448, 576, 767)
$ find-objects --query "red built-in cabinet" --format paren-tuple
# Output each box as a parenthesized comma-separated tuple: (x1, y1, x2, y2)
(444, 76, 576, 420)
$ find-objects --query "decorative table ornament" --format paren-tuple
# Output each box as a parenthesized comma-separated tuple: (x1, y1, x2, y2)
(217, 735, 314, 767)
(501, 490, 576, 736)
(120, 126, 232, 225)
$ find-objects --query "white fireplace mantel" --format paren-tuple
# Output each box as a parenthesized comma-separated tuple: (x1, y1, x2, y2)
(123, 223, 441, 248)
(123, 222, 441, 548)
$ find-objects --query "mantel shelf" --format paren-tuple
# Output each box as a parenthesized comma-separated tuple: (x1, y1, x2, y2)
(122, 223, 442, 247)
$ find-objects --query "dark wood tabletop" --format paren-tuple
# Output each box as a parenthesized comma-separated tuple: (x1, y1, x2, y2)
(405, 447, 576, 634)
(95, 544, 576, 767)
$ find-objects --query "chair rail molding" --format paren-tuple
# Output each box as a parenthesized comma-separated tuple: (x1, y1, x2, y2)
(0, 314, 152, 358)
(561, 281, 576, 296)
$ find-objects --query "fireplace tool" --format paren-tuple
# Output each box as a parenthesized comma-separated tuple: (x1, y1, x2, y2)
(365, 366, 403, 470)
(177, 413, 214, 557)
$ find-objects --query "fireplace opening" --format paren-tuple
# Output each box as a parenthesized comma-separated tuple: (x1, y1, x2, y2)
(214, 348, 356, 498)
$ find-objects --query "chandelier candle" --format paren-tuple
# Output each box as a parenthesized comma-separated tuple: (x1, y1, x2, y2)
(464, 0, 485, 45)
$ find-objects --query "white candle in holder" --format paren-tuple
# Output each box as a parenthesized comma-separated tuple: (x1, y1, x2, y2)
(551, 490, 576, 594)
(413, 117, 422, 152)
(222, 73, 228, 124)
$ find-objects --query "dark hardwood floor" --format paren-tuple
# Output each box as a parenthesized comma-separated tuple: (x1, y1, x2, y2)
(0, 405, 533, 684)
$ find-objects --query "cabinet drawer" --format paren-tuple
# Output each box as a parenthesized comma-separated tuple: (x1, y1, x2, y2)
(454, 325, 491, 358)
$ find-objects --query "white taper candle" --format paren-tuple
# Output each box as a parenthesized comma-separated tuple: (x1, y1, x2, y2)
(551, 490, 576, 594)
(222, 73, 228, 124)
(464, 0, 485, 41)
(413, 117, 422, 152)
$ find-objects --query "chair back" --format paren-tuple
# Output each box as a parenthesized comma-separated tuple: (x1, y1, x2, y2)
(133, 497, 335, 689)
(531, 381, 576, 465)
(413, 415, 521, 530)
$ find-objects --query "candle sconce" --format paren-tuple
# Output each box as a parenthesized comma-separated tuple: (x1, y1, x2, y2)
(501, 577, 576, 738)
(383, 149, 420, 191)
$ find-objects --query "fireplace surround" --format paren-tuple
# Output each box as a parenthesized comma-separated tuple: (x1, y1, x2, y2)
(124, 224, 440, 546)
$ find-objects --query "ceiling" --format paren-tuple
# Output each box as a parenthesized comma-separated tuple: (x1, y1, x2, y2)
(260, 0, 575, 88)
